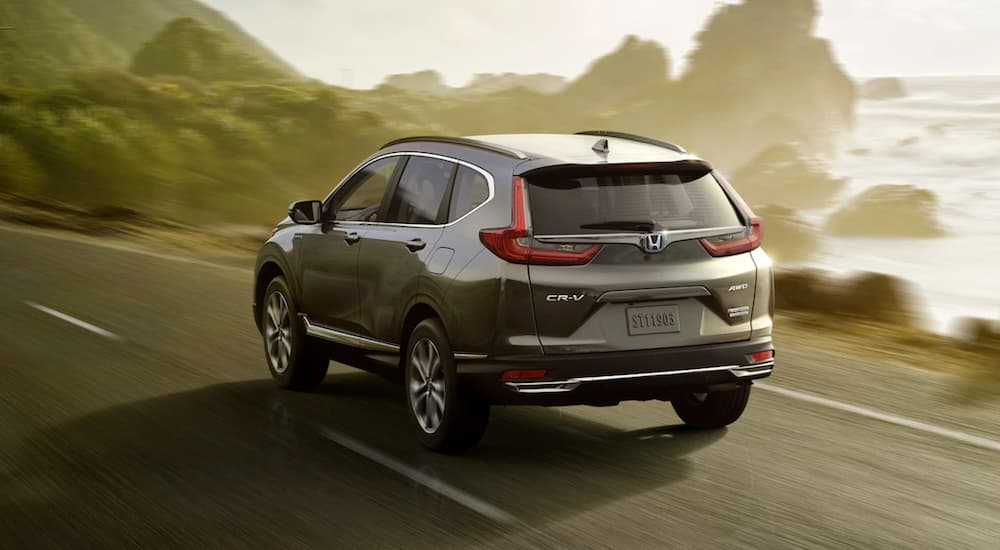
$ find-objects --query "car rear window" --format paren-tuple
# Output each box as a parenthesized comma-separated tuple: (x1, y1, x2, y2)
(526, 171, 741, 234)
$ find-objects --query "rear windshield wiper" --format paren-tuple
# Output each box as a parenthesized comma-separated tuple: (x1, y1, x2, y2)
(579, 220, 657, 232)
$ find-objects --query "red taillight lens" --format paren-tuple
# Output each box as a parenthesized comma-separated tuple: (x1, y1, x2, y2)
(501, 369, 547, 380)
(700, 216, 763, 257)
(479, 177, 601, 266)
(750, 350, 774, 363)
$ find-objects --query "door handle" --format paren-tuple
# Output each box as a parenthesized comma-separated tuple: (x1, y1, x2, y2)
(344, 232, 360, 245)
(405, 238, 426, 252)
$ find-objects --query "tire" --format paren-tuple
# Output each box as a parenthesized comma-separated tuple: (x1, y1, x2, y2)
(404, 318, 489, 452)
(671, 385, 751, 429)
(261, 276, 329, 391)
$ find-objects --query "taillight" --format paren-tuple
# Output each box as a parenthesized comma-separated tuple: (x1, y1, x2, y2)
(479, 177, 601, 266)
(700, 216, 763, 257)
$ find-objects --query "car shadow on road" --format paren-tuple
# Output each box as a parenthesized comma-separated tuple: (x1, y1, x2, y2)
(1, 370, 725, 547)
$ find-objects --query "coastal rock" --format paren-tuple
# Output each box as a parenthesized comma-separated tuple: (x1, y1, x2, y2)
(752, 204, 819, 263)
(670, 0, 856, 163)
(825, 185, 946, 238)
(731, 145, 845, 208)
(773, 269, 841, 313)
(562, 35, 670, 105)
(839, 272, 917, 325)
(775, 269, 918, 326)
(861, 77, 907, 100)
(956, 318, 1000, 351)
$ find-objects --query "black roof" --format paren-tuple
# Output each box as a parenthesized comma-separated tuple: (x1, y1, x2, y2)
(379, 132, 701, 170)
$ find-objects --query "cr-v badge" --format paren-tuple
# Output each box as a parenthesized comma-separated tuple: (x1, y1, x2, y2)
(546, 294, 585, 302)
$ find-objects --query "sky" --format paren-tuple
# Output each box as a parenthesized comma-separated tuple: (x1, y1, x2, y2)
(202, 0, 1000, 88)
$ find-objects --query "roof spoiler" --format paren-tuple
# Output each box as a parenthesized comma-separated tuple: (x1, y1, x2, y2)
(519, 159, 713, 182)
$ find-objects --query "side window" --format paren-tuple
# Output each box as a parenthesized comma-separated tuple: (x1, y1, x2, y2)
(331, 157, 400, 222)
(448, 166, 490, 222)
(385, 156, 456, 224)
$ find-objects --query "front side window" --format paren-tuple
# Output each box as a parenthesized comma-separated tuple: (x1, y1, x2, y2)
(332, 157, 400, 222)
(385, 156, 456, 224)
(448, 166, 490, 222)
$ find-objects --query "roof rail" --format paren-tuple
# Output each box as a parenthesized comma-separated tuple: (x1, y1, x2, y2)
(380, 136, 527, 159)
(575, 130, 686, 153)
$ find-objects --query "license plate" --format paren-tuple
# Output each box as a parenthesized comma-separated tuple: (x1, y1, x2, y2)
(626, 305, 681, 336)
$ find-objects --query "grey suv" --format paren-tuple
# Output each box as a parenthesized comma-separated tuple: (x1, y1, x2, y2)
(253, 131, 775, 451)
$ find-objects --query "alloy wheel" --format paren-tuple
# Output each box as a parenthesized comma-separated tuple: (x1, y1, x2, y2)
(265, 291, 292, 374)
(409, 338, 446, 433)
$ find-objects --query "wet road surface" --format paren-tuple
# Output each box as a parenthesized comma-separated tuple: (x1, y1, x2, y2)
(1, 225, 998, 549)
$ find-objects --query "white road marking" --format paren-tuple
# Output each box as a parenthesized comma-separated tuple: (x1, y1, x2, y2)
(757, 383, 1000, 453)
(24, 301, 121, 341)
(317, 427, 516, 524)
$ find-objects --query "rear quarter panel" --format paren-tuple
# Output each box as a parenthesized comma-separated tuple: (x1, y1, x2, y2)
(420, 151, 543, 356)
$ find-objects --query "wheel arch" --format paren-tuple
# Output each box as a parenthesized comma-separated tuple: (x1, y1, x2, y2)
(254, 255, 291, 330)
(399, 297, 450, 363)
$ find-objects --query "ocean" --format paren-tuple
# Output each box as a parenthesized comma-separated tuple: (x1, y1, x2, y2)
(806, 76, 1000, 333)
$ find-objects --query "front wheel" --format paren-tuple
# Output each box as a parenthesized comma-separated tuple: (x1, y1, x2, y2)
(404, 318, 489, 452)
(671, 385, 751, 428)
(261, 276, 329, 391)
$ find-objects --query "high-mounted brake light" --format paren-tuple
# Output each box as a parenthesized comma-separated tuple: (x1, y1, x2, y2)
(479, 177, 601, 266)
(700, 216, 763, 257)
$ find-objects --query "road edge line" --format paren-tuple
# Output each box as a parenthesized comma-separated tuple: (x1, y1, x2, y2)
(757, 383, 1000, 452)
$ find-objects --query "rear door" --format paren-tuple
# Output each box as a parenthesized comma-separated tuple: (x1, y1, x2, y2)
(524, 164, 759, 354)
(355, 154, 452, 343)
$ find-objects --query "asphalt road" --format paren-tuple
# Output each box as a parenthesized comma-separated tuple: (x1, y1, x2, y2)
(1, 225, 998, 549)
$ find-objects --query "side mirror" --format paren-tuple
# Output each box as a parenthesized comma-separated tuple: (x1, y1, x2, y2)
(288, 200, 322, 224)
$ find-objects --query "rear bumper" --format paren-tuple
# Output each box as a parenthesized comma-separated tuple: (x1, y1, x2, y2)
(458, 336, 774, 406)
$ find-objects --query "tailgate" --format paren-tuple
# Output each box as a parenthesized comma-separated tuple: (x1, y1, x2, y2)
(522, 163, 758, 354)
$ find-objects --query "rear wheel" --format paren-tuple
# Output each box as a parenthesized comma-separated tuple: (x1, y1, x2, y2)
(671, 385, 751, 428)
(405, 318, 489, 452)
(261, 276, 329, 391)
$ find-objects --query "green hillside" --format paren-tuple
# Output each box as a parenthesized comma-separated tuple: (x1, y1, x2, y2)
(131, 17, 289, 82)
(0, 0, 125, 86)
(0, 0, 297, 86)
(58, 0, 297, 76)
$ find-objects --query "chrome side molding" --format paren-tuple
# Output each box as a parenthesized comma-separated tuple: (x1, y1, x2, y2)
(301, 315, 488, 359)
(302, 315, 400, 353)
